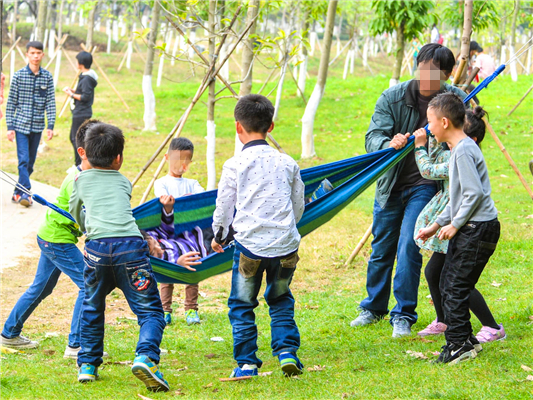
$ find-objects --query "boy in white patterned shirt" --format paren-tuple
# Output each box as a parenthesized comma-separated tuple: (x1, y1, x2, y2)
(212, 94, 305, 379)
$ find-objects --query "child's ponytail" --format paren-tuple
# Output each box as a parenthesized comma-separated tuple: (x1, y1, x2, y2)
(464, 106, 487, 146)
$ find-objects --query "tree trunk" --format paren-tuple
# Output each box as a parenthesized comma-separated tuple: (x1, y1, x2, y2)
(142, 0, 161, 132)
(11, 0, 18, 76)
(301, 0, 338, 159)
(510, 0, 520, 81)
(390, 25, 404, 87)
(297, 11, 309, 97)
(157, 25, 170, 87)
(239, 0, 259, 96)
(86, 1, 97, 51)
(36, 0, 47, 42)
(455, 0, 473, 84)
(206, 0, 217, 190)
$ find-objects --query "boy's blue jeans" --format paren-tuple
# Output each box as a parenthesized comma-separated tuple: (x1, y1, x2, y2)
(2, 237, 85, 348)
(15, 131, 42, 195)
(78, 238, 165, 367)
(360, 184, 437, 325)
(228, 242, 301, 368)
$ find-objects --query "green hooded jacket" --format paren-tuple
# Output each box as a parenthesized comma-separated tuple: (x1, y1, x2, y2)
(365, 79, 467, 207)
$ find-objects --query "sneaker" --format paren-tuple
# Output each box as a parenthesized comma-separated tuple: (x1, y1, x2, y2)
(78, 363, 99, 383)
(469, 335, 483, 353)
(63, 346, 109, 359)
(229, 364, 258, 378)
(418, 319, 447, 337)
(350, 308, 379, 327)
(279, 352, 304, 377)
(391, 317, 411, 338)
(19, 193, 33, 207)
(131, 355, 170, 392)
(185, 309, 201, 325)
(435, 340, 477, 364)
(11, 194, 22, 204)
(476, 324, 506, 343)
(164, 312, 172, 326)
(0, 334, 39, 349)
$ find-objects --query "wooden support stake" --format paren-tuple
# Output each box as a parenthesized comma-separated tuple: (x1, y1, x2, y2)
(81, 43, 130, 112)
(345, 223, 373, 266)
(469, 98, 533, 200)
(453, 58, 467, 85)
(44, 34, 68, 69)
(507, 82, 533, 116)
(463, 66, 480, 89)
(2, 37, 22, 63)
(58, 72, 81, 118)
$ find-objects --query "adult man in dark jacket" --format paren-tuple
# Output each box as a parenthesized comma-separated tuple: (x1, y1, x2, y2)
(351, 44, 467, 337)
(63, 51, 98, 166)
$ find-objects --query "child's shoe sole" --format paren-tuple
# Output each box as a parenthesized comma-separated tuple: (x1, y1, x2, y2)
(131, 363, 170, 392)
(281, 361, 303, 377)
(448, 349, 477, 365)
(78, 374, 97, 383)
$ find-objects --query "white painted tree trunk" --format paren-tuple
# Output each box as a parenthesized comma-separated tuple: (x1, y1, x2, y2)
(301, 84, 324, 158)
(142, 15, 148, 27)
(106, 21, 112, 53)
(527, 45, 532, 74)
(10, 51, 16, 79)
(171, 34, 179, 66)
(113, 20, 119, 43)
(206, 120, 216, 190)
(297, 54, 307, 96)
(350, 45, 355, 74)
(273, 58, 288, 121)
(220, 43, 229, 81)
(142, 75, 157, 131)
(43, 29, 49, 52)
(343, 49, 351, 80)
(157, 53, 164, 87)
(120, 16, 126, 37)
(363, 37, 368, 67)
(509, 45, 518, 81)
(53, 49, 62, 88)
(79, 10, 83, 26)
(310, 31, 317, 56)
(48, 29, 55, 57)
(188, 30, 196, 58)
(126, 41, 133, 69)
(500, 45, 506, 65)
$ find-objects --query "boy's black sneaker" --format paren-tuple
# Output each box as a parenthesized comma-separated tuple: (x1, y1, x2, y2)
(435, 340, 477, 365)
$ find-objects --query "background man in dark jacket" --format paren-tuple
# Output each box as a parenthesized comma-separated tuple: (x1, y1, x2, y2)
(351, 44, 467, 338)
(63, 51, 98, 166)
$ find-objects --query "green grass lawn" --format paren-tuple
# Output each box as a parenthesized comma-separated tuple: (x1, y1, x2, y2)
(1, 43, 532, 399)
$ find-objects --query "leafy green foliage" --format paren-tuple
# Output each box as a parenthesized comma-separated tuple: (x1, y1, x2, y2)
(440, 0, 499, 32)
(369, 0, 437, 40)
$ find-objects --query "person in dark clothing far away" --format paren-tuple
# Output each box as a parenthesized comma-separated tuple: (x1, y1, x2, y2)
(63, 51, 98, 167)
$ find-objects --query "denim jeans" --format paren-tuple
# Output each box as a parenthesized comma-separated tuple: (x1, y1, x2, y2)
(360, 184, 437, 324)
(228, 242, 301, 368)
(78, 238, 165, 367)
(441, 219, 500, 344)
(2, 237, 85, 347)
(15, 131, 42, 195)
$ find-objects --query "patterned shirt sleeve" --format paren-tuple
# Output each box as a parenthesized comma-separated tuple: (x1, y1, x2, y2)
(46, 73, 56, 130)
(212, 160, 237, 241)
(291, 164, 305, 224)
(5, 72, 18, 131)
(415, 147, 450, 180)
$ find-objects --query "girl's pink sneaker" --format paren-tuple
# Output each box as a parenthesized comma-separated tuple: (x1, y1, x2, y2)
(417, 319, 447, 336)
(475, 324, 506, 343)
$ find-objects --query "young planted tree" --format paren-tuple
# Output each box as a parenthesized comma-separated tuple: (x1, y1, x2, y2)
(142, 0, 161, 132)
(510, 0, 521, 81)
(36, 0, 48, 42)
(300, 0, 338, 159)
(455, 0, 474, 84)
(369, 0, 436, 88)
(206, 0, 217, 190)
(86, 1, 99, 51)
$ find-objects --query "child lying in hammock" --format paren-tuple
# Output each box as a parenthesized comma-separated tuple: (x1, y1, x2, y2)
(141, 195, 233, 271)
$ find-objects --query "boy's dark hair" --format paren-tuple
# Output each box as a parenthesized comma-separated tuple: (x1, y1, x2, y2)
(76, 118, 101, 150)
(234, 94, 274, 135)
(428, 92, 466, 128)
(84, 122, 125, 168)
(76, 51, 93, 69)
(470, 41, 483, 53)
(169, 137, 194, 155)
(416, 44, 455, 74)
(26, 41, 44, 51)
(464, 106, 487, 145)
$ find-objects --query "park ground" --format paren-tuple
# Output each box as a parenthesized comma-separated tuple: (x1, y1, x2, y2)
(0, 44, 532, 399)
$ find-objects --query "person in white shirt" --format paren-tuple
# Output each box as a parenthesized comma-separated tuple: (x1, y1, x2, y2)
(211, 94, 305, 379)
(154, 137, 205, 327)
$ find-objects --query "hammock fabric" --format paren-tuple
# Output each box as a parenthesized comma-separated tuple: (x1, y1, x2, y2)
(133, 141, 415, 285)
